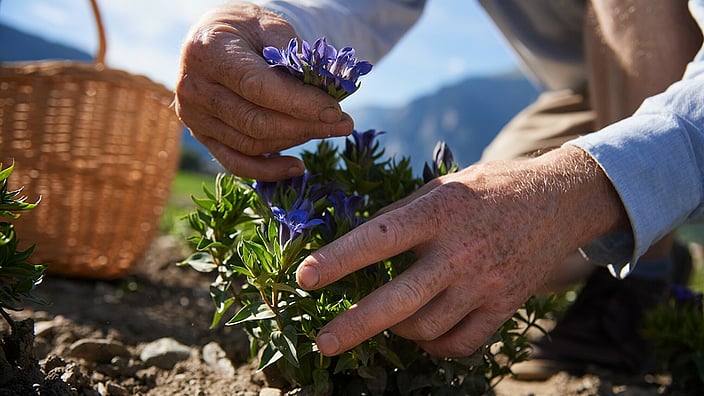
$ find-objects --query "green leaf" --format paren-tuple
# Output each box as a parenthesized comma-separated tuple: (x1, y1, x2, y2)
(271, 325, 299, 368)
(191, 196, 215, 210)
(333, 352, 358, 374)
(312, 368, 332, 396)
(179, 252, 217, 272)
(227, 301, 276, 325)
(271, 282, 303, 296)
(210, 296, 235, 329)
(257, 341, 283, 372)
(0, 162, 14, 181)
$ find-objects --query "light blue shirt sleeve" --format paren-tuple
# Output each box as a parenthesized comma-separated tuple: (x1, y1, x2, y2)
(566, 0, 704, 279)
(247, 0, 426, 63)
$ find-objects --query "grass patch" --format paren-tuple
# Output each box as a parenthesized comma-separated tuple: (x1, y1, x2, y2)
(169, 171, 214, 206)
(161, 171, 215, 236)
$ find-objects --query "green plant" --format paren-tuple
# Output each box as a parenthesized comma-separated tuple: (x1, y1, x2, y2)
(641, 285, 704, 392)
(180, 135, 555, 395)
(0, 162, 46, 333)
(180, 36, 555, 395)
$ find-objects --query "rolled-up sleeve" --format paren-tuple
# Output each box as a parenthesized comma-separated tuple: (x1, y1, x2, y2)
(566, 0, 704, 279)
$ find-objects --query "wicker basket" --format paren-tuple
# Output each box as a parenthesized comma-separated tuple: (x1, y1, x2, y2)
(0, 0, 182, 279)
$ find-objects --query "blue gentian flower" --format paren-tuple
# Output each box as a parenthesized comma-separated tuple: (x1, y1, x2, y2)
(263, 37, 372, 101)
(670, 284, 704, 309)
(326, 191, 364, 230)
(344, 129, 385, 167)
(253, 171, 330, 210)
(252, 180, 278, 205)
(423, 141, 459, 183)
(271, 202, 324, 247)
(262, 38, 304, 78)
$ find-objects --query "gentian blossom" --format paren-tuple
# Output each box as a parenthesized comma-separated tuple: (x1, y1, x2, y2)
(263, 37, 373, 101)
(344, 129, 385, 168)
(423, 141, 459, 183)
(271, 201, 323, 247)
(252, 180, 278, 205)
(670, 284, 704, 309)
(253, 171, 330, 208)
(322, 191, 364, 236)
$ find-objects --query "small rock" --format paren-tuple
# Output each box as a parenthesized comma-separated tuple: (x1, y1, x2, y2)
(106, 381, 129, 396)
(41, 354, 68, 373)
(260, 387, 282, 396)
(96, 356, 140, 377)
(202, 341, 236, 378)
(96, 382, 108, 396)
(136, 366, 159, 387)
(140, 337, 192, 370)
(60, 362, 90, 389)
(68, 338, 131, 364)
(34, 320, 57, 337)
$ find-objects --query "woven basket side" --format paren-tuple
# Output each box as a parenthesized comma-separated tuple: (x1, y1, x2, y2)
(0, 61, 182, 279)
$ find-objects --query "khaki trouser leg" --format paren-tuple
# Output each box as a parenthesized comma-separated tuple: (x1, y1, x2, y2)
(481, 0, 701, 289)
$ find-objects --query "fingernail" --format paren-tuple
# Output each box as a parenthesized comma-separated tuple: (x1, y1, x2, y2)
(296, 262, 320, 289)
(319, 106, 341, 123)
(331, 120, 353, 136)
(317, 332, 340, 356)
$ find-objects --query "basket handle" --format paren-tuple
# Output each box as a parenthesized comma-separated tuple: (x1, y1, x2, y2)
(89, 0, 107, 66)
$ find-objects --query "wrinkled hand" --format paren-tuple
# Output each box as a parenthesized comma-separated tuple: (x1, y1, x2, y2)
(174, 3, 354, 181)
(296, 146, 628, 357)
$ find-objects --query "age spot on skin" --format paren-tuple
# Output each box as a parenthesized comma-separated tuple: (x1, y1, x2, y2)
(379, 224, 388, 233)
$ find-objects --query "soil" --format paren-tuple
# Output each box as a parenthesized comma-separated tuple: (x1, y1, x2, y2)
(0, 235, 686, 395)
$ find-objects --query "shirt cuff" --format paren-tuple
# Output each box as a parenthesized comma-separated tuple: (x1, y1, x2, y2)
(565, 107, 702, 278)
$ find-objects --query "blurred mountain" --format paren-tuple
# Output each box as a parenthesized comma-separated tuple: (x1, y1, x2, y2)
(0, 23, 93, 62)
(348, 73, 541, 173)
(2, 22, 541, 176)
(0, 22, 220, 172)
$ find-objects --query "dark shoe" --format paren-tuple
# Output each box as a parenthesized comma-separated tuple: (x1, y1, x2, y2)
(514, 243, 693, 380)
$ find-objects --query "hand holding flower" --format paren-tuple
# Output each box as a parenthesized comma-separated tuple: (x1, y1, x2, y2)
(174, 3, 354, 181)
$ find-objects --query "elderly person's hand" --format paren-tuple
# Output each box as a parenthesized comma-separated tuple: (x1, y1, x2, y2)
(174, 3, 354, 181)
(296, 146, 629, 357)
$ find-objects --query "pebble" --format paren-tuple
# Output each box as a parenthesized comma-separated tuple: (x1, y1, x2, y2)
(68, 338, 131, 364)
(139, 337, 193, 370)
(97, 381, 129, 396)
(259, 388, 282, 396)
(202, 341, 236, 378)
(60, 362, 90, 389)
(95, 356, 140, 377)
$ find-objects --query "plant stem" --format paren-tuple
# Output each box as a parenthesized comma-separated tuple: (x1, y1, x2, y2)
(0, 308, 16, 334)
(259, 287, 284, 331)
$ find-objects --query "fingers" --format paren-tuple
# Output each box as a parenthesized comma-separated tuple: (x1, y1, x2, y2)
(180, 20, 350, 132)
(175, 73, 354, 180)
(176, 74, 354, 143)
(416, 305, 516, 358)
(175, 6, 358, 180)
(313, 257, 452, 356)
(200, 137, 305, 181)
(232, 60, 349, 126)
(296, 199, 440, 289)
(390, 282, 484, 341)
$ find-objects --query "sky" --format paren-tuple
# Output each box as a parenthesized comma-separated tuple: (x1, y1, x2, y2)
(0, 0, 520, 111)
